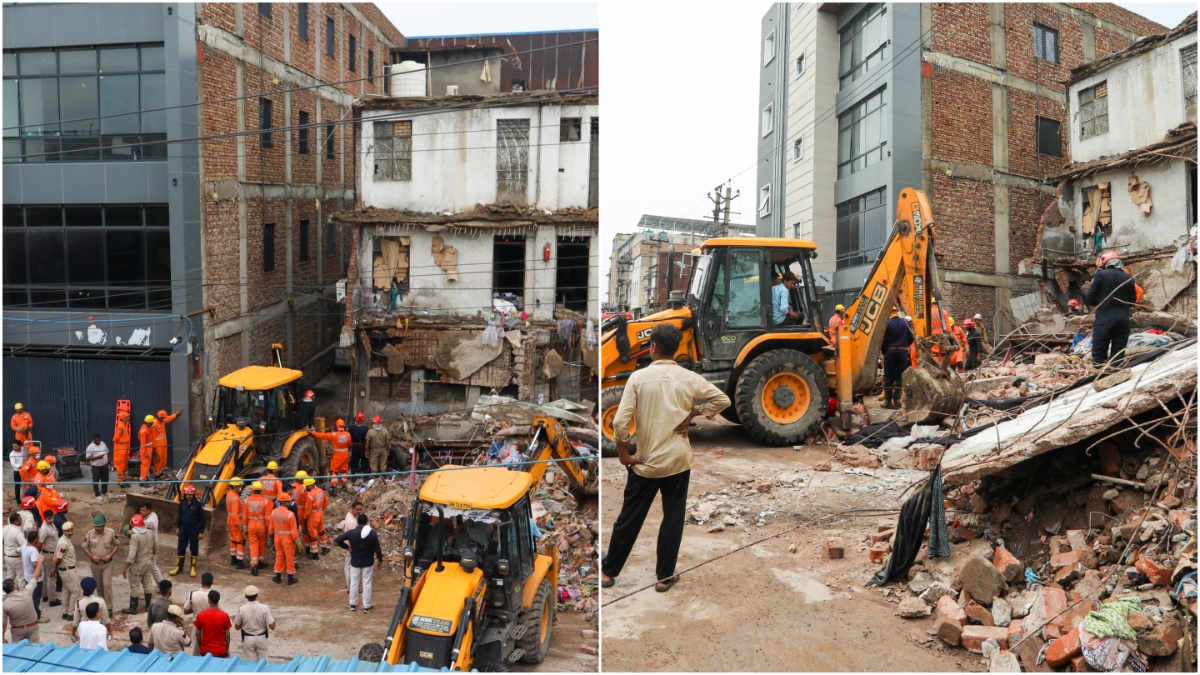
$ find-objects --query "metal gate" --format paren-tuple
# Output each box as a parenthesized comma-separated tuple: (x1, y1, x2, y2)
(3, 355, 171, 456)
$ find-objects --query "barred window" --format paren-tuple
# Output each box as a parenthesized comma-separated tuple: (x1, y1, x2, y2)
(1034, 23, 1059, 64)
(1079, 81, 1108, 139)
(1182, 44, 1196, 118)
(373, 120, 412, 181)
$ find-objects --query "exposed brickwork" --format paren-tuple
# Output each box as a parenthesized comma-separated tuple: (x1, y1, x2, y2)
(194, 3, 402, 391)
(930, 66, 993, 167)
(931, 3, 992, 66)
(924, 2, 1157, 325)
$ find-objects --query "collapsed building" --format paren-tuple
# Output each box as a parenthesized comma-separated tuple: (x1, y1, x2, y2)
(1020, 13, 1197, 322)
(335, 89, 599, 415)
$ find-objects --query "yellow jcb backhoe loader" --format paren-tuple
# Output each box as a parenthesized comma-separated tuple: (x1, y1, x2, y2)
(358, 415, 596, 670)
(124, 344, 323, 552)
(599, 187, 965, 452)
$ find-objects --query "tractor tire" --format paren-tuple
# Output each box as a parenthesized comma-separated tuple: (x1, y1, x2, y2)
(279, 436, 321, 480)
(599, 387, 634, 459)
(734, 349, 828, 446)
(517, 579, 555, 664)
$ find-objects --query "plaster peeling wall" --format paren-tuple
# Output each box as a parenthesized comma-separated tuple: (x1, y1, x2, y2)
(1072, 162, 1191, 254)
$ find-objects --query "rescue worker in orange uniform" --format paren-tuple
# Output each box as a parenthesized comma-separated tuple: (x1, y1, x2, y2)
(929, 298, 947, 364)
(259, 462, 280, 501)
(19, 445, 42, 484)
(226, 478, 247, 569)
(113, 410, 132, 487)
(34, 460, 62, 518)
(10, 403, 33, 443)
(290, 472, 309, 539)
(138, 415, 155, 484)
(269, 492, 301, 585)
(948, 317, 968, 372)
(152, 408, 182, 479)
(243, 482, 272, 576)
(310, 420, 352, 493)
(302, 478, 330, 559)
(827, 304, 845, 344)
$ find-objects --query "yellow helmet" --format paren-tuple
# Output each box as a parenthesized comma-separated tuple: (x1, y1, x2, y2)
(251, 481, 263, 491)
(230, 478, 244, 487)
(37, 460, 50, 471)
(144, 415, 156, 424)
(13, 403, 23, 411)
(835, 304, 845, 311)
(947, 317, 955, 327)
(303, 478, 316, 487)
(295, 470, 308, 479)
(266, 461, 278, 471)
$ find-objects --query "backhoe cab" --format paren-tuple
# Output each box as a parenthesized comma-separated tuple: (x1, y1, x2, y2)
(124, 344, 323, 549)
(363, 467, 558, 671)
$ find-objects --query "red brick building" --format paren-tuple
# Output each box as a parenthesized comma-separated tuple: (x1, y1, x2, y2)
(197, 3, 404, 386)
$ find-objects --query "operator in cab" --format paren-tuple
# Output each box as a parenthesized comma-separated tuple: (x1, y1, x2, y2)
(772, 272, 801, 326)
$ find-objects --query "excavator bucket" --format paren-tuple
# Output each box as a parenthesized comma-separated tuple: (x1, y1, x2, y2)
(903, 336, 966, 424)
(122, 492, 229, 556)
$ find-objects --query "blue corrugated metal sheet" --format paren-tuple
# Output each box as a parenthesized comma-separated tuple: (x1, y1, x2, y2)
(1, 641, 447, 673)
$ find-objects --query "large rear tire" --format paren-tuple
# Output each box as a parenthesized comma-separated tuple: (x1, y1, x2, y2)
(279, 436, 321, 479)
(599, 387, 635, 459)
(734, 349, 827, 446)
(517, 580, 555, 664)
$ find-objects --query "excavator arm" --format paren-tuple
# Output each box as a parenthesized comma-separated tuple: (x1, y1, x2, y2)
(524, 416, 598, 496)
(833, 188, 963, 428)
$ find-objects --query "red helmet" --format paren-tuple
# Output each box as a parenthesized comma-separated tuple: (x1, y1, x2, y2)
(372, 415, 382, 425)
(55, 499, 70, 513)
(1068, 299, 1081, 308)
(182, 484, 197, 495)
(355, 412, 365, 423)
(304, 390, 315, 400)
(962, 318, 975, 328)
(1097, 251, 1122, 268)
(21, 496, 35, 509)
(130, 514, 145, 528)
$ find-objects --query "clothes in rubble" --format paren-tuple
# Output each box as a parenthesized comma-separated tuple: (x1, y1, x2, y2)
(1081, 597, 1142, 642)
(926, 464, 950, 559)
(868, 465, 943, 587)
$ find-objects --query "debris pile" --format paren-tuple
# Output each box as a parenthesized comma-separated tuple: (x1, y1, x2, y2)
(684, 476, 805, 532)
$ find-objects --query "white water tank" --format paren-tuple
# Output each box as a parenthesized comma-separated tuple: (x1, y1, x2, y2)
(390, 61, 427, 97)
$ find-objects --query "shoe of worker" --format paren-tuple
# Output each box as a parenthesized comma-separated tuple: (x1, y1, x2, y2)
(349, 605, 356, 612)
(121, 597, 140, 615)
(48, 600, 61, 607)
(169, 556, 184, 576)
(363, 606, 373, 614)
(287, 575, 298, 586)
(189, 556, 197, 577)
(38, 615, 49, 623)
(62, 613, 73, 621)
(250, 564, 259, 577)
(273, 572, 282, 584)
(321, 547, 330, 556)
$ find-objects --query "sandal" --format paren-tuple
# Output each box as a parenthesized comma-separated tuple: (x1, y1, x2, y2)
(654, 575, 679, 593)
(601, 575, 615, 588)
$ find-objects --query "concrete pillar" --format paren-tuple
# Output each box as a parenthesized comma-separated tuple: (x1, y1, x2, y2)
(530, 225, 557, 322)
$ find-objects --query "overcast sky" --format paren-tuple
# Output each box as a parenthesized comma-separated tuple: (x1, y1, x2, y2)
(378, 3, 598, 37)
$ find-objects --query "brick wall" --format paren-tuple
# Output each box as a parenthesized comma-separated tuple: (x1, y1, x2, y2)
(195, 3, 403, 386)
(925, 2, 1160, 325)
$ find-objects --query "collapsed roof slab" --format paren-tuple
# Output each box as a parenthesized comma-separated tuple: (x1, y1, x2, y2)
(942, 346, 1197, 486)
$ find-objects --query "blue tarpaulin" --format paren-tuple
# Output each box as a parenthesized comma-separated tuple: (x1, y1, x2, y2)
(2, 641, 449, 673)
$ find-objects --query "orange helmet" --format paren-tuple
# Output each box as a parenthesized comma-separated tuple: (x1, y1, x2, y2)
(182, 484, 197, 495)
(278, 491, 293, 503)
(962, 318, 975, 328)
(157, 410, 168, 418)
(335, 418, 345, 428)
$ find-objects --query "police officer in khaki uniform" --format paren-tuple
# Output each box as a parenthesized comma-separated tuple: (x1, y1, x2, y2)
(71, 577, 110, 635)
(81, 514, 118, 615)
(54, 522, 82, 621)
(233, 585, 276, 661)
(121, 514, 156, 615)
(37, 512, 58, 606)
(3, 578, 40, 643)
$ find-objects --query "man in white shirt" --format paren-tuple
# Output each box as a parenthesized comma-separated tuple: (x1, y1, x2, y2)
(84, 433, 110, 502)
(183, 572, 217, 655)
(9, 440, 26, 504)
(341, 502, 363, 590)
(77, 601, 108, 650)
(3, 513, 25, 587)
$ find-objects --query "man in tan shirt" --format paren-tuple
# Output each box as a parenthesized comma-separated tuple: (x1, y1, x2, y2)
(3, 578, 40, 643)
(602, 324, 730, 593)
(82, 514, 118, 615)
(54, 522, 82, 621)
(121, 514, 156, 615)
(148, 604, 190, 655)
(233, 585, 276, 661)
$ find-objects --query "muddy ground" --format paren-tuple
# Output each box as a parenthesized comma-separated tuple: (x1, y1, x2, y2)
(13, 466, 595, 669)
(599, 416, 983, 672)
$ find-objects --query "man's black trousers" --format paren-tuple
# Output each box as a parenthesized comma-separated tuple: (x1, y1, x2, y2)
(602, 468, 690, 584)
(1092, 311, 1130, 366)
